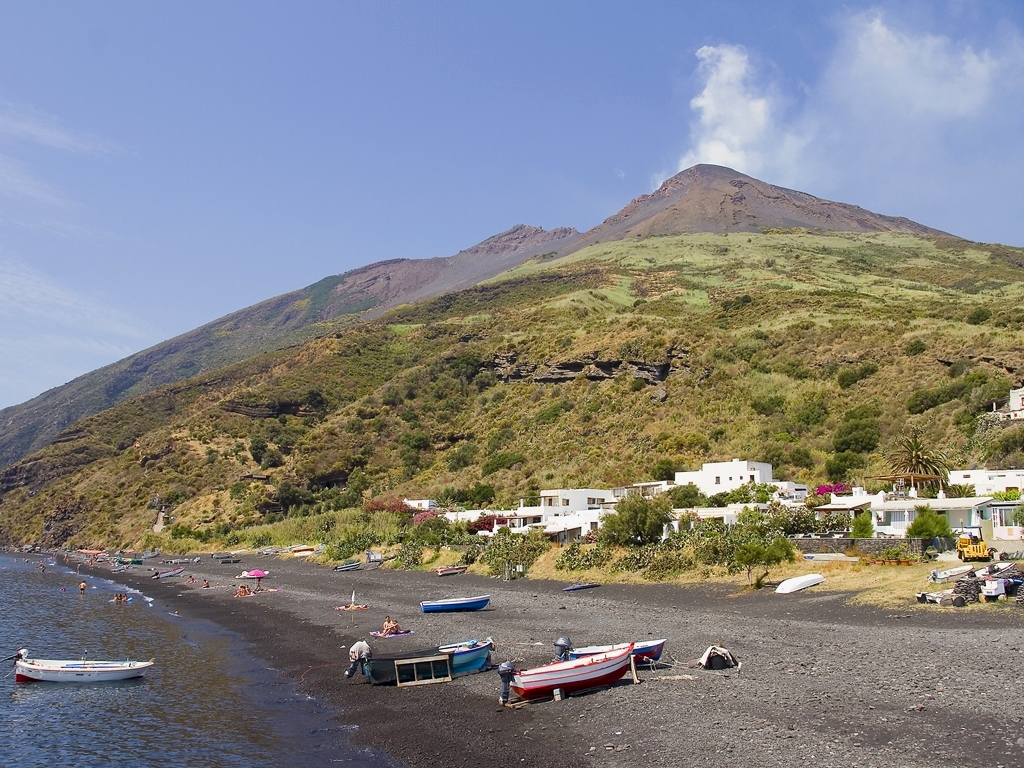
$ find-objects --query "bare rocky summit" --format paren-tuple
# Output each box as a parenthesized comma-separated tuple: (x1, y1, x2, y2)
(566, 164, 948, 252)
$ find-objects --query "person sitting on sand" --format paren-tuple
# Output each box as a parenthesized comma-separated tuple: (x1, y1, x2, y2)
(201, 580, 211, 589)
(234, 584, 251, 598)
(380, 616, 401, 636)
(186, 574, 198, 584)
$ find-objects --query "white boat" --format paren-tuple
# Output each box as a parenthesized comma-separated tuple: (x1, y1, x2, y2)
(775, 573, 825, 594)
(12, 649, 154, 683)
(927, 564, 973, 583)
(803, 553, 859, 562)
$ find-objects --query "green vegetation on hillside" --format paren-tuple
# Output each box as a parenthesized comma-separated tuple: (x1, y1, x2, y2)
(3, 230, 1024, 551)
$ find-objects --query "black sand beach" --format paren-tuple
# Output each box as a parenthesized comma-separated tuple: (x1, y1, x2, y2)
(100, 556, 1024, 768)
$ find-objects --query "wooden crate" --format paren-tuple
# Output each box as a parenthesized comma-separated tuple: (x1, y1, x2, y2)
(395, 654, 452, 687)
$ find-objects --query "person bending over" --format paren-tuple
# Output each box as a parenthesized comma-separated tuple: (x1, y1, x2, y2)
(345, 640, 371, 678)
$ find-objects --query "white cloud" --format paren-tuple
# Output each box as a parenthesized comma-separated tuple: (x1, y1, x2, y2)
(827, 14, 1000, 121)
(672, 13, 1023, 198)
(0, 101, 112, 153)
(0, 152, 66, 204)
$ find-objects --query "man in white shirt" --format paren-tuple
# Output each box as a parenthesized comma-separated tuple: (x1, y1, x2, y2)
(345, 639, 371, 678)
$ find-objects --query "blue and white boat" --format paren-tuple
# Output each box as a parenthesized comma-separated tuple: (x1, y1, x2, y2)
(438, 638, 493, 675)
(568, 638, 666, 663)
(420, 594, 490, 613)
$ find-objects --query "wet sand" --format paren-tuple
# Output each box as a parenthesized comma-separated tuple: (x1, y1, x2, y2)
(98, 555, 1024, 768)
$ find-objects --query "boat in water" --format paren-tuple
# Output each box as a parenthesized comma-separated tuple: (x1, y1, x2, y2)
(420, 595, 490, 613)
(775, 573, 825, 594)
(11, 649, 154, 683)
(510, 644, 634, 700)
(568, 638, 666, 663)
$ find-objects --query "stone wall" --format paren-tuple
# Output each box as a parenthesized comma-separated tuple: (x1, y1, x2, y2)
(793, 537, 931, 556)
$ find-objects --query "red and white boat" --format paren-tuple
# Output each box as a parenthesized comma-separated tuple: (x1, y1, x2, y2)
(568, 638, 666, 663)
(435, 565, 468, 576)
(510, 643, 633, 700)
(12, 649, 154, 683)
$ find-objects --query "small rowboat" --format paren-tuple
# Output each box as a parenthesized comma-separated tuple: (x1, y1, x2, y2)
(563, 581, 600, 592)
(511, 644, 634, 701)
(435, 565, 468, 576)
(775, 573, 824, 594)
(438, 638, 493, 676)
(334, 559, 361, 572)
(12, 650, 154, 683)
(151, 566, 185, 579)
(928, 564, 973, 583)
(568, 638, 666, 663)
(420, 595, 490, 613)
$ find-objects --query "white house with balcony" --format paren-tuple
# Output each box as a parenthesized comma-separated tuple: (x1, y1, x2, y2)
(813, 487, 996, 539)
(947, 468, 1024, 496)
(1000, 387, 1024, 420)
(674, 459, 773, 496)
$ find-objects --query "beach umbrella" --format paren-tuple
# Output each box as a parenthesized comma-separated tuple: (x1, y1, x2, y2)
(246, 569, 268, 579)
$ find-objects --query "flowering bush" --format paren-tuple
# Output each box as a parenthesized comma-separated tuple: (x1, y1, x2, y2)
(467, 514, 501, 533)
(412, 509, 440, 526)
(363, 497, 414, 515)
(815, 483, 850, 496)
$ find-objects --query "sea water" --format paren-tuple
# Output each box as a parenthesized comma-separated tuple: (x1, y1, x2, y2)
(0, 554, 393, 768)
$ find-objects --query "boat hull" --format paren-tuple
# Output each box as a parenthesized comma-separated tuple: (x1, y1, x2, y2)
(775, 573, 825, 593)
(420, 595, 490, 613)
(15, 659, 153, 683)
(435, 566, 468, 576)
(366, 648, 443, 685)
(511, 644, 633, 700)
(569, 639, 665, 663)
(438, 639, 493, 676)
(152, 566, 185, 579)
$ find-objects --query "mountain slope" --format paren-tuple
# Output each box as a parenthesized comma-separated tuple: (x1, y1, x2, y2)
(0, 224, 577, 469)
(3, 230, 1024, 549)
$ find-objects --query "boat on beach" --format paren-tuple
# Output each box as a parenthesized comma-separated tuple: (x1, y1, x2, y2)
(12, 650, 154, 683)
(510, 644, 634, 700)
(420, 595, 490, 613)
(435, 565, 468, 576)
(775, 573, 825, 594)
(438, 638, 493, 676)
(563, 581, 600, 591)
(151, 566, 185, 579)
(568, 638, 666, 663)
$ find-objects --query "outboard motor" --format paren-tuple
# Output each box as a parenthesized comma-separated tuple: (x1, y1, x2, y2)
(554, 637, 573, 662)
(497, 661, 516, 705)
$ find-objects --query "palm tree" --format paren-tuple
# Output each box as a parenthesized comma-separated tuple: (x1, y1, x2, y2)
(886, 428, 950, 483)
(945, 483, 976, 498)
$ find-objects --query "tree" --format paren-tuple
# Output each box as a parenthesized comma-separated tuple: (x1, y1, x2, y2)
(825, 451, 866, 482)
(249, 435, 268, 464)
(905, 505, 953, 539)
(599, 495, 673, 546)
(733, 537, 797, 587)
(651, 458, 676, 482)
(666, 484, 709, 508)
(945, 483, 976, 498)
(851, 511, 874, 538)
(886, 427, 949, 481)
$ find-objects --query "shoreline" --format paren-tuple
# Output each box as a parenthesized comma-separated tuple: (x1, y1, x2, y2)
(76, 553, 1024, 768)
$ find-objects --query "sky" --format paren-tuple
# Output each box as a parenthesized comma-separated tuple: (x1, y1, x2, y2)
(0, 1, 1022, 409)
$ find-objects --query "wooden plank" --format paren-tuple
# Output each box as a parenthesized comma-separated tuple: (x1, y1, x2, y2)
(395, 654, 452, 687)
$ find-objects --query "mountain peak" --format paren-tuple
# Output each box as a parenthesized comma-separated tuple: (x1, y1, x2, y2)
(567, 164, 947, 250)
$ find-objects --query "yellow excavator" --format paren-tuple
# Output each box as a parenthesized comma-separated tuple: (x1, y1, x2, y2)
(955, 526, 992, 562)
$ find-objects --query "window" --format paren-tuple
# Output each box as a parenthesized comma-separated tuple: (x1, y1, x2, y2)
(715, 477, 720, 485)
(562, 499, 569, 506)
(749, 475, 754, 482)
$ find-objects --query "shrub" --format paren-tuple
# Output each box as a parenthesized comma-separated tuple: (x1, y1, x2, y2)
(666, 484, 709, 508)
(479, 528, 550, 576)
(965, 307, 991, 325)
(555, 542, 613, 571)
(789, 446, 814, 469)
(260, 448, 284, 469)
(733, 538, 797, 586)
(905, 338, 927, 356)
(535, 399, 574, 423)
(905, 505, 953, 540)
(851, 511, 874, 538)
(651, 459, 676, 482)
(751, 395, 786, 416)
(481, 451, 526, 476)
(249, 436, 268, 465)
(793, 396, 829, 427)
(836, 362, 879, 389)
(644, 549, 695, 581)
(395, 541, 423, 569)
(445, 443, 478, 471)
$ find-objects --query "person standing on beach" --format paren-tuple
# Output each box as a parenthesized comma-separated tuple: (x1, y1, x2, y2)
(345, 640, 371, 678)
(78, 581, 87, 595)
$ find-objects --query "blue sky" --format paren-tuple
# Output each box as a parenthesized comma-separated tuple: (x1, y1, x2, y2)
(0, 1, 1022, 409)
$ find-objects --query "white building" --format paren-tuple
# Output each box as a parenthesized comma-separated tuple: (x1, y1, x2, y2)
(1002, 387, 1024, 420)
(404, 498, 437, 511)
(674, 459, 774, 497)
(947, 468, 1024, 496)
(527, 489, 612, 515)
